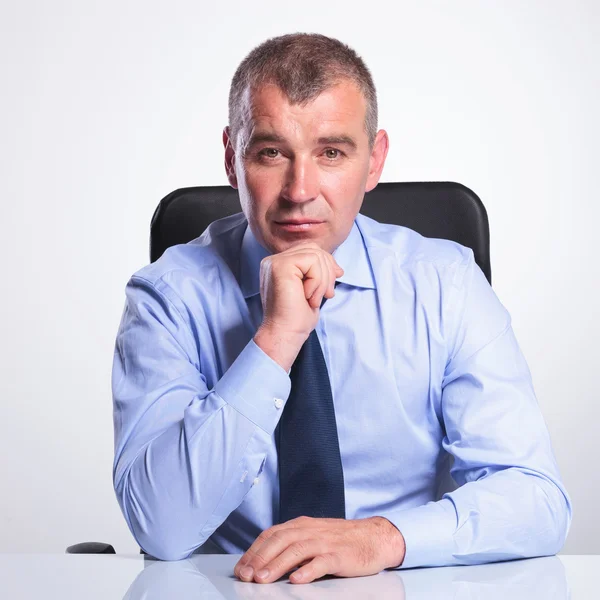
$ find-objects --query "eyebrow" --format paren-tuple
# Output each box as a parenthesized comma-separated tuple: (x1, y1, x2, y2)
(245, 133, 358, 151)
(317, 135, 358, 150)
(245, 133, 287, 148)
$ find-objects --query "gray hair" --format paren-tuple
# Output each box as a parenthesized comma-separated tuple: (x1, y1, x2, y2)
(227, 33, 378, 151)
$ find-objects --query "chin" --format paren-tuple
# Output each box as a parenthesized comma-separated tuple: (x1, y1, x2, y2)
(267, 226, 331, 251)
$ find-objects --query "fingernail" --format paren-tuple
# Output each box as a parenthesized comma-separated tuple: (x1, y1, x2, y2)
(291, 571, 303, 581)
(256, 568, 269, 579)
(240, 566, 254, 580)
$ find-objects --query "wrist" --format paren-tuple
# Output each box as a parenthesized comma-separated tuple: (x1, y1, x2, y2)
(254, 324, 307, 373)
(372, 516, 406, 569)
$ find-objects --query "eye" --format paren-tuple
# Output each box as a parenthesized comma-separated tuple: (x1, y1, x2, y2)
(324, 148, 343, 160)
(258, 148, 280, 159)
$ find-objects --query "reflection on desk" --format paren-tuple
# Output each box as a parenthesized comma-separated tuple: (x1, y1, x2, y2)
(123, 554, 569, 599)
(3, 554, 596, 599)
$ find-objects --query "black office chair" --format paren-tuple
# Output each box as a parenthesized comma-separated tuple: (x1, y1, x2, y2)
(66, 180, 490, 556)
(149, 181, 490, 281)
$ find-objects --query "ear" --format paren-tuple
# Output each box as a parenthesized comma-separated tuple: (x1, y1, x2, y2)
(223, 126, 238, 189)
(365, 129, 390, 193)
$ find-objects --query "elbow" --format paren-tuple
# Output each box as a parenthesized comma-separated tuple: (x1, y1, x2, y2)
(115, 475, 198, 562)
(534, 476, 573, 556)
(134, 517, 196, 562)
(139, 539, 195, 562)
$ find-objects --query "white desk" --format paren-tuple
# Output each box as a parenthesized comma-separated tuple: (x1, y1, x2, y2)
(0, 554, 596, 599)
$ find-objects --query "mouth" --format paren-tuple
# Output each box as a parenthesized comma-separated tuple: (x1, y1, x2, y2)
(274, 220, 325, 232)
(275, 219, 323, 229)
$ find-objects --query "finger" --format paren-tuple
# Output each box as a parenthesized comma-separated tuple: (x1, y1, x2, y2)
(310, 252, 330, 308)
(319, 252, 333, 303)
(322, 251, 343, 291)
(234, 524, 286, 577)
(284, 516, 341, 529)
(303, 255, 325, 309)
(284, 241, 321, 253)
(298, 253, 323, 306)
(254, 539, 323, 584)
(234, 517, 319, 578)
(333, 255, 344, 278)
(323, 253, 338, 298)
(314, 252, 330, 307)
(236, 528, 306, 582)
(289, 552, 339, 584)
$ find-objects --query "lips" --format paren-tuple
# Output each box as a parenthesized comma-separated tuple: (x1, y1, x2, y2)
(274, 220, 324, 233)
(275, 219, 324, 225)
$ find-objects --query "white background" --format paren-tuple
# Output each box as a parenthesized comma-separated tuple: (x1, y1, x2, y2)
(0, 0, 597, 555)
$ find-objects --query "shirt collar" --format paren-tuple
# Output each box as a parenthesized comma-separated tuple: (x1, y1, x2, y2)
(239, 218, 376, 299)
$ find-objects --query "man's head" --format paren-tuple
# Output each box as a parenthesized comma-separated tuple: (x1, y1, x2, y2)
(223, 33, 389, 255)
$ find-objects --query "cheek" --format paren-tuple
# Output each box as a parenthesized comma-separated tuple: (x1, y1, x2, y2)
(239, 166, 283, 218)
(321, 166, 367, 211)
(246, 165, 284, 196)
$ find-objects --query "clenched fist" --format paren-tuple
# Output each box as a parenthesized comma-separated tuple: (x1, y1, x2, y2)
(253, 242, 344, 372)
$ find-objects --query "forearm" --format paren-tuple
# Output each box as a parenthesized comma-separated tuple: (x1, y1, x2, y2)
(113, 339, 291, 561)
(116, 398, 263, 560)
(384, 467, 572, 569)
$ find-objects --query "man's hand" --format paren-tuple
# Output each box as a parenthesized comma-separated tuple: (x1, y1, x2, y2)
(233, 516, 406, 584)
(253, 242, 344, 372)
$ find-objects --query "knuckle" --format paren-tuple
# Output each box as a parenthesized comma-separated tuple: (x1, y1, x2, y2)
(270, 530, 285, 543)
(322, 552, 339, 570)
(255, 531, 269, 544)
(296, 515, 311, 524)
(254, 547, 270, 562)
(252, 554, 269, 568)
(289, 541, 308, 558)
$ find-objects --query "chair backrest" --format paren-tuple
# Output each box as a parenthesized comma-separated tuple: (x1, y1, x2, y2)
(150, 181, 491, 284)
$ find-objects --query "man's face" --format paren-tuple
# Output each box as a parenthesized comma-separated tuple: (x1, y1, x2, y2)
(223, 79, 389, 254)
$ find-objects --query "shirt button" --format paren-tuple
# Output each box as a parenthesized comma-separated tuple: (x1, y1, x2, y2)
(253, 477, 260, 485)
(274, 398, 283, 409)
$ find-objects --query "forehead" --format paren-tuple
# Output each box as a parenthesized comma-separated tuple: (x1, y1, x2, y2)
(240, 80, 367, 139)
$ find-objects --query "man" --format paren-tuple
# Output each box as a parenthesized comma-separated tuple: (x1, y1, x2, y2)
(112, 33, 572, 584)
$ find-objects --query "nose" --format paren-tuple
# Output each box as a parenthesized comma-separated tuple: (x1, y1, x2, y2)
(281, 155, 319, 204)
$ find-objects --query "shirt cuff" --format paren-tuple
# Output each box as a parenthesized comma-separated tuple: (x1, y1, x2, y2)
(214, 338, 291, 434)
(385, 498, 458, 569)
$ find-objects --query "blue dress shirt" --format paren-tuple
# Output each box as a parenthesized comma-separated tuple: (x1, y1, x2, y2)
(112, 211, 572, 566)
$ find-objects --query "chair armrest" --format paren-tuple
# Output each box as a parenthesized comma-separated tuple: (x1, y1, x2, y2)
(66, 542, 116, 554)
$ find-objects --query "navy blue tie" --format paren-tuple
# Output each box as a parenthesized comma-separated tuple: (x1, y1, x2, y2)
(275, 286, 346, 523)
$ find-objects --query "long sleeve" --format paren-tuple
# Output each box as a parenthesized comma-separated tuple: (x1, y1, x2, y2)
(386, 251, 573, 569)
(112, 275, 290, 561)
